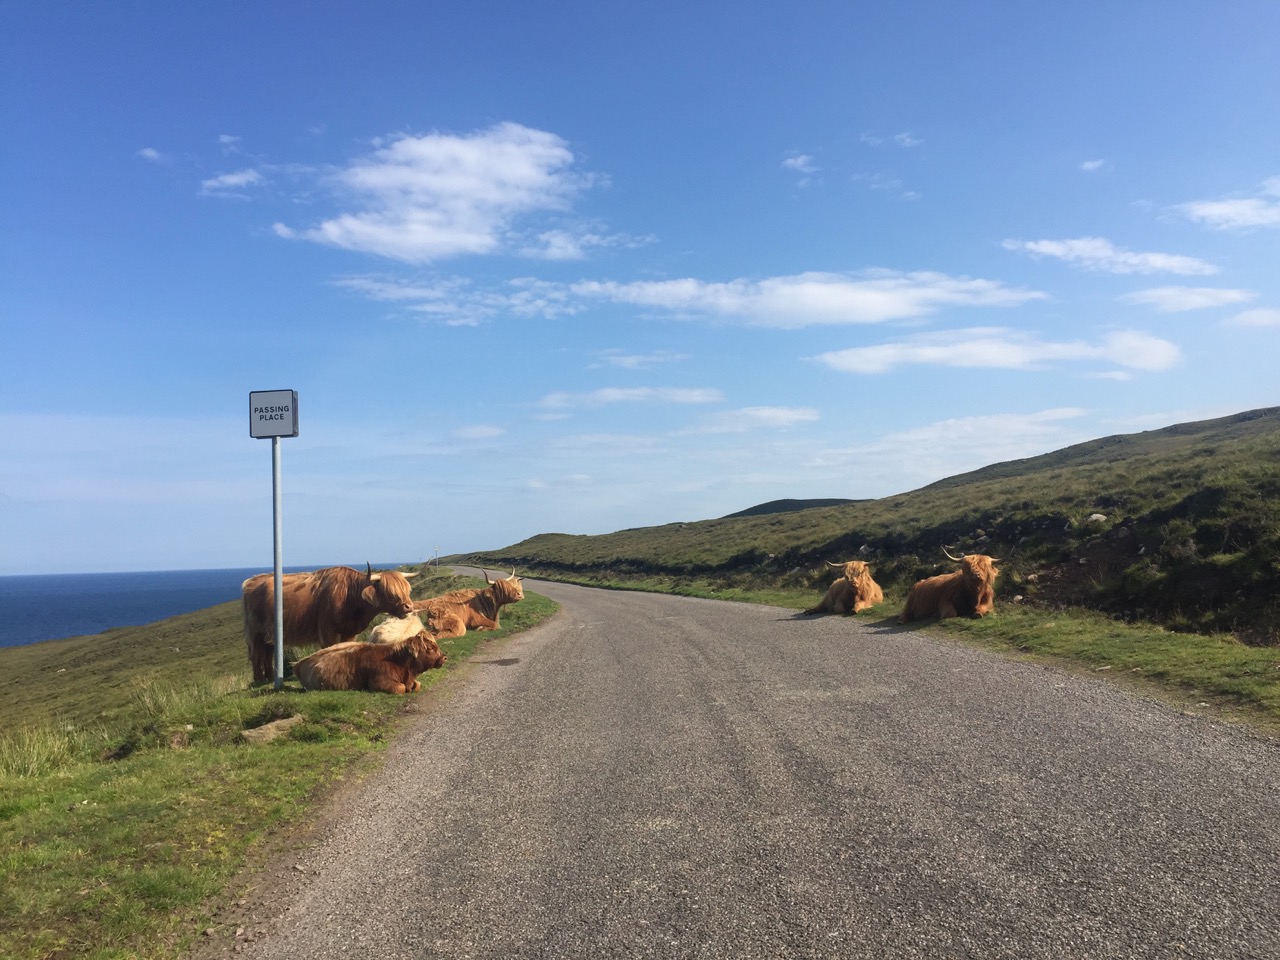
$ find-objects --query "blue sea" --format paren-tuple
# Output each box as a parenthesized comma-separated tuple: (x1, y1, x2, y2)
(0, 564, 417, 649)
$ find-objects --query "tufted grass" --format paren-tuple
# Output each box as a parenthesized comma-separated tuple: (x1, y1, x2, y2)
(0, 570, 558, 960)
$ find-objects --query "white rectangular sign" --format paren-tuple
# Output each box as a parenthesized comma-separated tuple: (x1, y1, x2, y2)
(249, 390, 299, 438)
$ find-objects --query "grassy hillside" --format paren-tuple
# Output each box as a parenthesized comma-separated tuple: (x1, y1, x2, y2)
(0, 569, 558, 960)
(461, 406, 1280, 645)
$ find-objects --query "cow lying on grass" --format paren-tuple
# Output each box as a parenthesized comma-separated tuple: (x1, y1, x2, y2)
(412, 568, 524, 640)
(804, 560, 884, 616)
(294, 632, 447, 694)
(900, 550, 999, 622)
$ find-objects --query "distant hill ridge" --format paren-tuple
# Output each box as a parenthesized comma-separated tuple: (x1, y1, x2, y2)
(915, 406, 1280, 493)
(722, 498, 858, 519)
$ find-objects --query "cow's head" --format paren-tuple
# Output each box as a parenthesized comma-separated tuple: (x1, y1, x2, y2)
(482, 568, 525, 605)
(363, 565, 416, 617)
(407, 631, 448, 670)
(943, 549, 999, 590)
(828, 559, 870, 581)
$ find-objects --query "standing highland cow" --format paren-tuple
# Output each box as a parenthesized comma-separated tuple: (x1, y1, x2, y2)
(804, 560, 884, 615)
(900, 550, 999, 622)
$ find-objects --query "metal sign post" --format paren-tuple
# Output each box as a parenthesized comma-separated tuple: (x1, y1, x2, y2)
(250, 390, 299, 690)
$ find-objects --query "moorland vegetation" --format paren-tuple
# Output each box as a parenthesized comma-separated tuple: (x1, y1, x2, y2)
(461, 406, 1280, 646)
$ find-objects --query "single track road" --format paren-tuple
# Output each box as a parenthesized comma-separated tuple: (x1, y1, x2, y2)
(208, 578, 1280, 959)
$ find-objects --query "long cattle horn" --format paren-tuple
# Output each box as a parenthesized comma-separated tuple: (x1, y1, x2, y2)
(366, 561, 382, 582)
(942, 547, 965, 562)
(825, 560, 842, 568)
(483, 568, 492, 584)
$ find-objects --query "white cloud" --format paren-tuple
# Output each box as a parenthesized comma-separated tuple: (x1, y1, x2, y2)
(782, 153, 818, 175)
(1228, 307, 1280, 327)
(200, 168, 264, 195)
(812, 408, 1090, 486)
(1002, 237, 1218, 275)
(571, 270, 1045, 329)
(593, 349, 691, 370)
(813, 327, 1180, 374)
(1080, 159, 1106, 172)
(335, 269, 1040, 329)
(332, 273, 581, 326)
(137, 147, 165, 163)
(684, 406, 820, 434)
(1119, 286, 1256, 312)
(1177, 176, 1280, 230)
(539, 387, 724, 409)
(275, 122, 602, 263)
(860, 132, 921, 148)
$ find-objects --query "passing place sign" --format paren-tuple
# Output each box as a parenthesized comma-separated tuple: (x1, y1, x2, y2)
(249, 390, 299, 438)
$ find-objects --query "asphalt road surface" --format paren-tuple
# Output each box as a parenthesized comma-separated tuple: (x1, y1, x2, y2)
(221, 578, 1280, 959)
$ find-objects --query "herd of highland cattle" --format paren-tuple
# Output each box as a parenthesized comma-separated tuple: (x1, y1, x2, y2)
(240, 564, 525, 693)
(239, 551, 997, 693)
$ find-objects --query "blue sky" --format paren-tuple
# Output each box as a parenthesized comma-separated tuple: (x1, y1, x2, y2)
(3, 2, 1279, 575)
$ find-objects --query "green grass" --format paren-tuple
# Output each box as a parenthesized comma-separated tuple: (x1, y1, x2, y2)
(0, 570, 558, 960)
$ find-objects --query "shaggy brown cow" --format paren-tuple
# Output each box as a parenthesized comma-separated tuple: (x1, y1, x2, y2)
(804, 560, 884, 615)
(294, 632, 447, 694)
(412, 568, 524, 640)
(899, 550, 999, 623)
(241, 564, 417, 683)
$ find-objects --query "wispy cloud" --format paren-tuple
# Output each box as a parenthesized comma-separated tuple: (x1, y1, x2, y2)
(860, 131, 922, 148)
(332, 273, 580, 326)
(1080, 159, 1106, 172)
(336, 269, 1040, 329)
(592, 349, 691, 370)
(1228, 307, 1280, 327)
(812, 408, 1089, 486)
(813, 327, 1180, 374)
(1177, 176, 1280, 230)
(1119, 286, 1256, 312)
(273, 122, 608, 263)
(200, 168, 264, 196)
(137, 147, 166, 163)
(683, 406, 820, 434)
(782, 153, 818, 175)
(1002, 236, 1218, 275)
(571, 270, 1044, 329)
(539, 387, 724, 410)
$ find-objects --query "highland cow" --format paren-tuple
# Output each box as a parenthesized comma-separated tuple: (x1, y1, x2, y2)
(412, 568, 524, 640)
(900, 550, 999, 622)
(804, 560, 884, 615)
(294, 632, 447, 694)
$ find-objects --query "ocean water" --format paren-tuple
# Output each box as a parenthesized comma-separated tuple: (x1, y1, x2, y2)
(0, 564, 416, 649)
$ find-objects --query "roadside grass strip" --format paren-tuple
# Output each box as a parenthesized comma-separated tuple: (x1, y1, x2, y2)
(0, 581, 558, 960)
